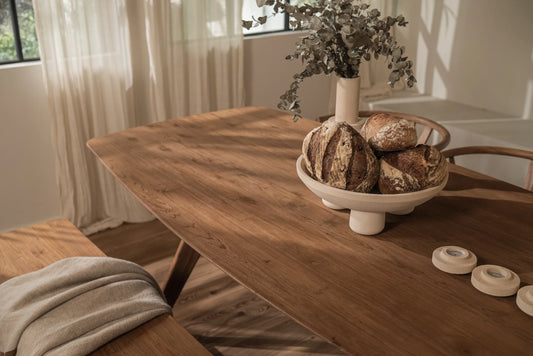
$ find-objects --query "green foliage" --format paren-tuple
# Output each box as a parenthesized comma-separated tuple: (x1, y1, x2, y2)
(19, 7, 39, 58)
(243, 0, 417, 116)
(0, 0, 39, 62)
(0, 24, 16, 62)
(0, 0, 16, 61)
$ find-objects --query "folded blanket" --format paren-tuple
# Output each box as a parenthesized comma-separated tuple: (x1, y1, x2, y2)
(0, 257, 172, 356)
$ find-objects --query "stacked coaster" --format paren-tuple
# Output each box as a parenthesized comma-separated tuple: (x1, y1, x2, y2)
(432, 246, 477, 274)
(432, 246, 532, 317)
(516, 286, 533, 317)
(471, 265, 520, 297)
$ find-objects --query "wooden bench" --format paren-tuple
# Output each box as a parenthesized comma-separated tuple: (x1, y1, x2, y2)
(0, 219, 211, 356)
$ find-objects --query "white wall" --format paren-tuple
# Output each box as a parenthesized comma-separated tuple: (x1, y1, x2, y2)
(243, 31, 332, 120)
(0, 63, 60, 232)
(395, 0, 533, 119)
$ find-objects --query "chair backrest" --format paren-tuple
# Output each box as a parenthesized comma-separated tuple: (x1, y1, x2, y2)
(318, 110, 451, 151)
(442, 146, 533, 191)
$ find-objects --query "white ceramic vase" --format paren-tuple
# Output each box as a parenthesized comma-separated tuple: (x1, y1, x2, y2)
(334, 76, 364, 131)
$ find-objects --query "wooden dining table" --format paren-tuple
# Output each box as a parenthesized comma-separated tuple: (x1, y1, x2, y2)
(87, 106, 533, 355)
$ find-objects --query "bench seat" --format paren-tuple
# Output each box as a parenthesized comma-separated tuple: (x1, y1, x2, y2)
(0, 219, 210, 355)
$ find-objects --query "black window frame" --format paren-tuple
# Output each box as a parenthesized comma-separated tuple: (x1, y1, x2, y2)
(1, 0, 40, 65)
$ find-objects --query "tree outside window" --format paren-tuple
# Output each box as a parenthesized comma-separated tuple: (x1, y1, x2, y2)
(0, 0, 39, 64)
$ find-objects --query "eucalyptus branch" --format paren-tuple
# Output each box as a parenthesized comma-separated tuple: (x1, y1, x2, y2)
(243, 0, 417, 115)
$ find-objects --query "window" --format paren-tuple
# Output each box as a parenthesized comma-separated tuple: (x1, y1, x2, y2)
(242, 0, 314, 36)
(242, 0, 288, 36)
(0, 0, 39, 64)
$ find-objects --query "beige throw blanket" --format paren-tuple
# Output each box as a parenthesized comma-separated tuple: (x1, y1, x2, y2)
(0, 257, 171, 356)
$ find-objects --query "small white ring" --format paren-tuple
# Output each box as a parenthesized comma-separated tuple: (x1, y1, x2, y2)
(517, 286, 533, 317)
(471, 265, 520, 297)
(432, 246, 477, 274)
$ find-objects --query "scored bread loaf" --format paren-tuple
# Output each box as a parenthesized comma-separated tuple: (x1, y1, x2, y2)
(378, 145, 447, 194)
(362, 113, 417, 152)
(302, 119, 378, 192)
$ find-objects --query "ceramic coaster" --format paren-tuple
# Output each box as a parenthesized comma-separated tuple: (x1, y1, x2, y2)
(432, 246, 477, 274)
(471, 265, 520, 297)
(516, 285, 533, 317)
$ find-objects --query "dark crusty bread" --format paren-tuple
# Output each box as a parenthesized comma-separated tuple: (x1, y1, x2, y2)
(302, 119, 379, 192)
(378, 145, 447, 194)
(362, 113, 417, 152)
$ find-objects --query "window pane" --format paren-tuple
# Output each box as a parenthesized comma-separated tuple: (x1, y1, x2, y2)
(0, 0, 17, 62)
(242, 0, 285, 35)
(16, 0, 39, 59)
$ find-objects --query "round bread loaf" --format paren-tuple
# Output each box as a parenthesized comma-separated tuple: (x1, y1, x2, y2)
(362, 113, 417, 152)
(302, 119, 378, 192)
(378, 145, 447, 194)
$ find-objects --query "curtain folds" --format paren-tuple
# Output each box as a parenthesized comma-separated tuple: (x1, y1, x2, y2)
(34, 0, 244, 234)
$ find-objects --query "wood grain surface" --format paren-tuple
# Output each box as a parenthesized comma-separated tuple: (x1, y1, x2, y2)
(90, 222, 344, 355)
(87, 106, 533, 355)
(0, 219, 210, 356)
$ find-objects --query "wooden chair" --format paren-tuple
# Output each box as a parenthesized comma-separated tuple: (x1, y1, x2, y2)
(442, 146, 533, 191)
(318, 110, 451, 151)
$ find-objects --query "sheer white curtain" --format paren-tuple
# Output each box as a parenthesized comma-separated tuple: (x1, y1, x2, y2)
(34, 0, 244, 234)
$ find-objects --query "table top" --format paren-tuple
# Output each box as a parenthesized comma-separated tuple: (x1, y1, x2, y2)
(88, 106, 533, 355)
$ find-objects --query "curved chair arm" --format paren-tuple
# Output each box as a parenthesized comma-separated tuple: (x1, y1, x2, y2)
(442, 146, 533, 191)
(318, 111, 451, 151)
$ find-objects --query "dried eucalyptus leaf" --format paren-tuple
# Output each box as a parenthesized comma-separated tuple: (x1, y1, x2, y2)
(389, 71, 401, 83)
(369, 9, 380, 18)
(310, 16, 322, 30)
(348, 49, 359, 58)
(392, 47, 402, 59)
(242, 20, 253, 30)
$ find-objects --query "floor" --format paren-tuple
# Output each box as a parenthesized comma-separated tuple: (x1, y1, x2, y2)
(89, 220, 345, 356)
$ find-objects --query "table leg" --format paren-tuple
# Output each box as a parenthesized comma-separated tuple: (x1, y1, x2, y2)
(162, 240, 200, 307)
